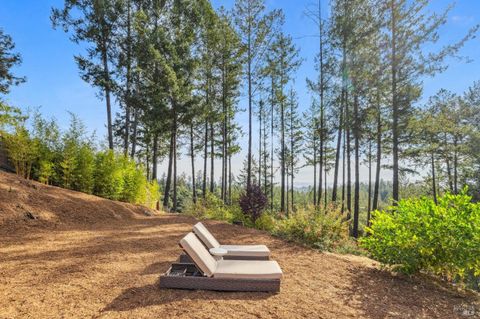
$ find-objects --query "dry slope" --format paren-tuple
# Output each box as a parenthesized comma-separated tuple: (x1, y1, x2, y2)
(0, 171, 478, 318)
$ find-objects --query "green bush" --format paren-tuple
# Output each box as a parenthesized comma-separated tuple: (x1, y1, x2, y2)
(184, 192, 238, 222)
(31, 112, 60, 184)
(119, 156, 145, 203)
(72, 144, 95, 193)
(254, 213, 276, 232)
(93, 150, 124, 200)
(360, 191, 480, 283)
(3, 125, 38, 179)
(274, 206, 349, 251)
(144, 179, 160, 209)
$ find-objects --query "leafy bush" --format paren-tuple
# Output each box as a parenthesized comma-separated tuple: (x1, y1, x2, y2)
(3, 125, 38, 179)
(144, 179, 160, 209)
(72, 144, 95, 193)
(274, 206, 349, 251)
(93, 150, 124, 200)
(119, 156, 146, 203)
(30, 112, 60, 184)
(38, 160, 54, 185)
(239, 184, 268, 222)
(254, 213, 276, 231)
(360, 191, 480, 283)
(184, 192, 238, 222)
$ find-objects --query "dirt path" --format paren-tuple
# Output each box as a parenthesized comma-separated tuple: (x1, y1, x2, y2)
(0, 172, 478, 318)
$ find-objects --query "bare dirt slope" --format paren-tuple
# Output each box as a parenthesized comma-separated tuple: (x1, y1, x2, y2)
(0, 171, 478, 319)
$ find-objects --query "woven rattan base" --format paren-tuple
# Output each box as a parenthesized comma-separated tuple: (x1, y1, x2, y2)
(159, 263, 280, 292)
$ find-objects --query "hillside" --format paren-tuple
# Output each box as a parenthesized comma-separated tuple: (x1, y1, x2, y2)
(0, 171, 478, 318)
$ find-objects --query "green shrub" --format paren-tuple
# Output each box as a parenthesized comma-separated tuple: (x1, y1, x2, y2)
(144, 179, 160, 209)
(119, 156, 145, 203)
(93, 150, 124, 200)
(184, 192, 237, 222)
(30, 112, 60, 183)
(38, 160, 54, 185)
(72, 144, 95, 193)
(3, 125, 38, 179)
(254, 213, 276, 232)
(360, 191, 480, 283)
(274, 206, 349, 251)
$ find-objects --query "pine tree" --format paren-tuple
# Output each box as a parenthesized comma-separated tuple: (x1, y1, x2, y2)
(52, 0, 121, 149)
(269, 32, 301, 214)
(386, 0, 478, 203)
(233, 0, 281, 188)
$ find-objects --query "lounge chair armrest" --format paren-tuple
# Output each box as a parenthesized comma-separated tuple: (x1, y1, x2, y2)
(209, 247, 228, 259)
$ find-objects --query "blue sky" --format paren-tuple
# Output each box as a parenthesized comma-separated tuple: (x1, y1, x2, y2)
(1, 0, 479, 186)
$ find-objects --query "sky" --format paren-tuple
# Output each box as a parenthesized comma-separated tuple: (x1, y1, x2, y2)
(1, 0, 480, 187)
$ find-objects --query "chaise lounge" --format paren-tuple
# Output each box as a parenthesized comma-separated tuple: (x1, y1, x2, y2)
(190, 222, 271, 260)
(160, 232, 282, 292)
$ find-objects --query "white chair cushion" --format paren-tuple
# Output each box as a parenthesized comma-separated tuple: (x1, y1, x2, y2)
(193, 222, 221, 249)
(214, 260, 283, 280)
(179, 232, 217, 277)
(220, 245, 270, 257)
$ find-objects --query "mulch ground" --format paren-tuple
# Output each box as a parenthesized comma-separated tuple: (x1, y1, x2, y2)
(0, 171, 478, 318)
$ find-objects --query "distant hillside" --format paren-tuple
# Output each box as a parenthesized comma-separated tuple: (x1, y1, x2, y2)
(0, 170, 158, 234)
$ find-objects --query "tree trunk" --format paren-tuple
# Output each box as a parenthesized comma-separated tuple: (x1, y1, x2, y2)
(190, 124, 197, 204)
(346, 93, 352, 215)
(101, 41, 114, 150)
(367, 140, 372, 226)
(130, 106, 138, 159)
(341, 121, 346, 213)
(352, 94, 360, 238)
(228, 144, 232, 204)
(373, 92, 382, 210)
(318, 108, 324, 207)
(332, 101, 343, 202)
(313, 138, 317, 206)
(453, 136, 458, 194)
(391, 0, 400, 203)
(317, 0, 324, 208)
(324, 155, 328, 209)
(210, 122, 214, 193)
(444, 133, 453, 192)
(280, 98, 286, 214)
(203, 119, 208, 197)
(263, 113, 268, 195)
(123, 0, 132, 157)
(221, 64, 227, 201)
(163, 132, 174, 209)
(333, 32, 347, 203)
(145, 142, 150, 181)
(431, 150, 437, 204)
(247, 23, 252, 189)
(258, 101, 262, 187)
(290, 113, 294, 213)
(270, 77, 275, 213)
(152, 132, 158, 180)
(173, 118, 178, 212)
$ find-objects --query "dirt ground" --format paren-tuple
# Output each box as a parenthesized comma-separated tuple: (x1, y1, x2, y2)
(0, 171, 478, 318)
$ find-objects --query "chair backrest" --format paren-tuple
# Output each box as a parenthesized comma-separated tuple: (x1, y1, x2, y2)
(179, 232, 217, 277)
(193, 222, 220, 249)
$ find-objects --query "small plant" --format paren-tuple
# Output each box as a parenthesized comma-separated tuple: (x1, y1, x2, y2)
(274, 205, 349, 251)
(239, 184, 268, 223)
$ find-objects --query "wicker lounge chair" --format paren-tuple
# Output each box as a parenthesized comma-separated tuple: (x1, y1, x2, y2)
(191, 222, 271, 260)
(160, 232, 282, 292)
